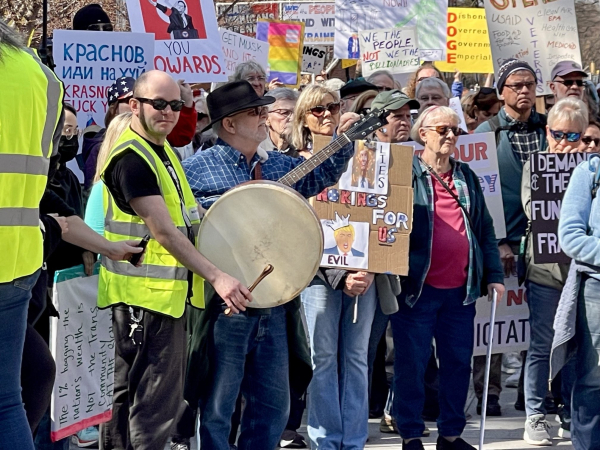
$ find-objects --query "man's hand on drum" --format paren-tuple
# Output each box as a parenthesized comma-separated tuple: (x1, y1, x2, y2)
(213, 271, 253, 314)
(343, 271, 374, 297)
(338, 112, 361, 134)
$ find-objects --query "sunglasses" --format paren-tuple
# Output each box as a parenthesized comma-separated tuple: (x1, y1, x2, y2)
(231, 106, 268, 117)
(136, 97, 185, 112)
(269, 109, 293, 118)
(424, 125, 464, 136)
(550, 129, 582, 142)
(582, 136, 600, 146)
(87, 23, 113, 31)
(308, 102, 341, 117)
(554, 79, 584, 87)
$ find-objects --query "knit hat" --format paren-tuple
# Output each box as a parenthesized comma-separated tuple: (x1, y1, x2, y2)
(73, 4, 112, 31)
(497, 59, 537, 92)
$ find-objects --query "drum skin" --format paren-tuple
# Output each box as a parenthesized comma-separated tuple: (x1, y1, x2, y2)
(197, 180, 324, 308)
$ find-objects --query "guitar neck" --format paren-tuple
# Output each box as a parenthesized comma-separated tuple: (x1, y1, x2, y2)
(278, 133, 352, 187)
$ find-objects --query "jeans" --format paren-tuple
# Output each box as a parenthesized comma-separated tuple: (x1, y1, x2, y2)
(391, 284, 475, 439)
(524, 281, 574, 417)
(199, 305, 289, 450)
(0, 270, 40, 450)
(33, 410, 69, 450)
(572, 276, 600, 450)
(368, 300, 390, 414)
(301, 279, 377, 450)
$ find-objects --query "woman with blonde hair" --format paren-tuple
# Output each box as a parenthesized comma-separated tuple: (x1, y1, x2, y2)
(84, 113, 132, 235)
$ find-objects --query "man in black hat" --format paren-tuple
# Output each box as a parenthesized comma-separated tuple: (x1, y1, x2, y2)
(174, 80, 360, 450)
(340, 79, 377, 114)
(72, 3, 113, 31)
(549, 60, 587, 102)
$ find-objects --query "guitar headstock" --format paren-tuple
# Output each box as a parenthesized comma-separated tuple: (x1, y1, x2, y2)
(344, 108, 390, 141)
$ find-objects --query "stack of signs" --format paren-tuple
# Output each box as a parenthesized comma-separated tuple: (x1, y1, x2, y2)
(358, 27, 420, 76)
(281, 3, 335, 45)
(256, 20, 305, 87)
(302, 45, 327, 74)
(125, 0, 226, 82)
(219, 29, 270, 76)
(530, 152, 593, 264)
(484, 0, 582, 95)
(311, 136, 414, 275)
(334, 0, 447, 60)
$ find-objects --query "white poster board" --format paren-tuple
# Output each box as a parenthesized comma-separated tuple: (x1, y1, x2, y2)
(449, 97, 468, 133)
(126, 0, 227, 82)
(359, 27, 420, 77)
(50, 265, 115, 441)
(282, 3, 335, 45)
(334, 0, 447, 60)
(411, 132, 506, 239)
(52, 30, 155, 181)
(302, 45, 327, 74)
(219, 29, 270, 76)
(484, 0, 582, 95)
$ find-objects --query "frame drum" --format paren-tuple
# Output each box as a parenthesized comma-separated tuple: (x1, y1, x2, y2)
(197, 181, 324, 308)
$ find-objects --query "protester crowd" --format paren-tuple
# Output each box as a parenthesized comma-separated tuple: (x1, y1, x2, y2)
(2, 4, 600, 450)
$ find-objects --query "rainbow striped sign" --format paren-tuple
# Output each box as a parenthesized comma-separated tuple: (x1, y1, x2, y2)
(256, 19, 305, 87)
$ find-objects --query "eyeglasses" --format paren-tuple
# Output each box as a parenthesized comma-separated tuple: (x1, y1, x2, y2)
(62, 126, 81, 139)
(550, 129, 582, 142)
(358, 107, 371, 116)
(504, 82, 536, 93)
(554, 79, 584, 87)
(424, 125, 464, 136)
(418, 95, 444, 102)
(231, 106, 268, 117)
(197, 112, 208, 121)
(136, 97, 185, 112)
(269, 109, 293, 118)
(87, 23, 113, 31)
(582, 136, 600, 146)
(245, 75, 267, 83)
(308, 102, 341, 117)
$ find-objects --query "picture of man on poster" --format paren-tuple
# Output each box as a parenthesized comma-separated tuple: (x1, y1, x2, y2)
(147, 0, 199, 39)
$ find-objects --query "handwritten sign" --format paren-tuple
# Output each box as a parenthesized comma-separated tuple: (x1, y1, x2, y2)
(334, 0, 446, 60)
(359, 27, 420, 77)
(50, 265, 115, 441)
(473, 264, 530, 356)
(282, 3, 335, 45)
(484, 0, 582, 95)
(435, 7, 494, 74)
(302, 45, 327, 74)
(219, 29, 269, 76)
(530, 152, 593, 264)
(216, 2, 279, 37)
(126, 0, 227, 82)
(412, 132, 507, 239)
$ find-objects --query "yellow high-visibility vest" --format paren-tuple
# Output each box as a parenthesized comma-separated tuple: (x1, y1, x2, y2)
(98, 127, 204, 317)
(0, 46, 64, 283)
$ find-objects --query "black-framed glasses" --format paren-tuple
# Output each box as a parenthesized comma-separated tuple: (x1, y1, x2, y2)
(504, 82, 536, 93)
(231, 106, 268, 117)
(554, 79, 584, 87)
(87, 23, 113, 31)
(550, 129, 582, 142)
(424, 125, 464, 136)
(136, 97, 185, 112)
(358, 107, 371, 116)
(582, 136, 600, 146)
(197, 112, 208, 121)
(308, 102, 340, 117)
(269, 109, 293, 118)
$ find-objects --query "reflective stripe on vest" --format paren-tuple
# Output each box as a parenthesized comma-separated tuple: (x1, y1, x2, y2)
(0, 208, 39, 226)
(0, 154, 50, 175)
(101, 257, 188, 281)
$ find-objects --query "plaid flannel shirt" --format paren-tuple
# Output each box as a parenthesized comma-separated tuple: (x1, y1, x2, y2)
(501, 107, 541, 165)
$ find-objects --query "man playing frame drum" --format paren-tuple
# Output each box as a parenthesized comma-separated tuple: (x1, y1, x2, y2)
(172, 80, 361, 450)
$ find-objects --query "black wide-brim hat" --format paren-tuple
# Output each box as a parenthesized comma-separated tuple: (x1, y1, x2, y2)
(202, 80, 275, 132)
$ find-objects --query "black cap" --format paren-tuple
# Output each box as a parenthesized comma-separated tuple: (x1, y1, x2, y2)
(73, 4, 111, 31)
(339, 79, 378, 99)
(203, 81, 275, 132)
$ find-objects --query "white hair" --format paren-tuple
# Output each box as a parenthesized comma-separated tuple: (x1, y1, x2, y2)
(547, 97, 588, 133)
(415, 77, 451, 100)
(410, 106, 460, 145)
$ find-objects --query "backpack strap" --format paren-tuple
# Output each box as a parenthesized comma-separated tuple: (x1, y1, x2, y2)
(591, 155, 600, 199)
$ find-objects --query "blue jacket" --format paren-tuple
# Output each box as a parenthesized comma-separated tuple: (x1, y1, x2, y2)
(399, 156, 504, 307)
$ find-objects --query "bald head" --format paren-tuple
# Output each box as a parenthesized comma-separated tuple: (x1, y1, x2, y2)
(133, 70, 179, 99)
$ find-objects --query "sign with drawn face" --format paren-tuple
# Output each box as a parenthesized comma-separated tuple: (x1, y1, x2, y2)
(339, 141, 390, 195)
(321, 214, 370, 269)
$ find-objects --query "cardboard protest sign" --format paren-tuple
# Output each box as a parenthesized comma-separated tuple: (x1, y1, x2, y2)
(52, 30, 155, 181)
(449, 97, 469, 133)
(530, 152, 593, 264)
(334, 0, 447, 60)
(256, 19, 305, 87)
(50, 265, 115, 441)
(126, 0, 226, 82)
(282, 3, 335, 45)
(216, 2, 279, 37)
(359, 27, 420, 77)
(311, 137, 414, 275)
(219, 29, 269, 76)
(302, 45, 327, 74)
(435, 7, 493, 74)
(411, 132, 507, 239)
(473, 263, 530, 356)
(484, 0, 581, 95)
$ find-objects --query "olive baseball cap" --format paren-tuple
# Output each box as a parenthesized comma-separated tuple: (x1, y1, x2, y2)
(371, 89, 420, 111)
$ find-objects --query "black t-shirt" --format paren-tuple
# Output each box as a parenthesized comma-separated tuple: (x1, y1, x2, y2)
(104, 136, 172, 215)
